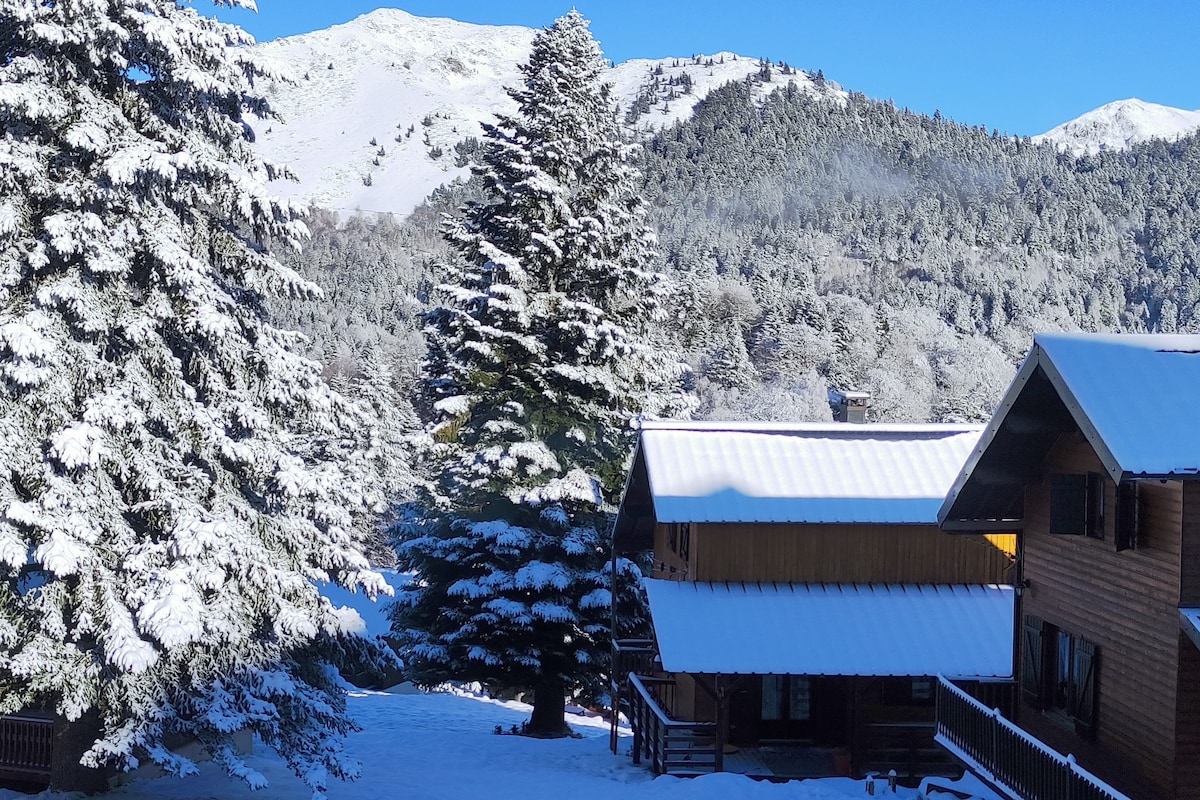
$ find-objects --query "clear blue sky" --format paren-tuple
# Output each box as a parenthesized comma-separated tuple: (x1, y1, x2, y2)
(205, 0, 1200, 136)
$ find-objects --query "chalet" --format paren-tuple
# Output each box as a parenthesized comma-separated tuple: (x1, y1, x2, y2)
(611, 421, 1016, 780)
(938, 333, 1200, 800)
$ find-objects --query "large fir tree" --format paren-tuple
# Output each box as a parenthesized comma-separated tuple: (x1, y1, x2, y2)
(0, 0, 393, 792)
(390, 10, 685, 735)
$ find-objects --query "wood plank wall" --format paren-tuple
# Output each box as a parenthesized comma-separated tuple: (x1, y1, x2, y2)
(1175, 635, 1200, 800)
(688, 523, 1013, 584)
(650, 523, 690, 581)
(1182, 483, 1200, 606)
(1021, 432, 1181, 797)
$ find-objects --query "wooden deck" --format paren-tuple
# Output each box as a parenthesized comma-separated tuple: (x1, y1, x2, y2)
(724, 744, 842, 780)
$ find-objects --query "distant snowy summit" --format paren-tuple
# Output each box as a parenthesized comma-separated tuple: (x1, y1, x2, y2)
(248, 8, 821, 217)
(1035, 98, 1200, 155)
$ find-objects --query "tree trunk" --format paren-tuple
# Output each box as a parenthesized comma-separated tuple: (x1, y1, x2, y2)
(526, 685, 570, 738)
(50, 710, 108, 794)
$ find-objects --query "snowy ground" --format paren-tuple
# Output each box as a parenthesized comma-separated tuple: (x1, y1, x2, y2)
(0, 686, 1000, 800)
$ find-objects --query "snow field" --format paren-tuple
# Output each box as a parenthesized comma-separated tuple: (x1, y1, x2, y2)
(5, 687, 997, 800)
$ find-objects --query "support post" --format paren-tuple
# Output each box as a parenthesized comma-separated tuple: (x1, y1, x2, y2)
(713, 675, 726, 773)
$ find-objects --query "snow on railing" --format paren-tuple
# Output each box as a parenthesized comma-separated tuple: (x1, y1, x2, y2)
(935, 675, 1132, 800)
(627, 673, 716, 776)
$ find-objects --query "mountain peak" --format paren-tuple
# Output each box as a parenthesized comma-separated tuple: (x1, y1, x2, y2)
(247, 12, 793, 217)
(1035, 97, 1200, 155)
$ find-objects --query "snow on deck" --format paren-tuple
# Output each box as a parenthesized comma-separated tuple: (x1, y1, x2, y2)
(644, 580, 1013, 678)
(1036, 333, 1200, 477)
(639, 422, 983, 524)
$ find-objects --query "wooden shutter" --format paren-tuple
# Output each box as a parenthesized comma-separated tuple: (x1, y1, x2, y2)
(1050, 474, 1088, 535)
(1085, 472, 1105, 539)
(1115, 481, 1139, 552)
(1071, 638, 1099, 737)
(1021, 615, 1045, 707)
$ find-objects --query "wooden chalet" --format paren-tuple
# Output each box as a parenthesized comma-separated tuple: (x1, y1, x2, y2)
(611, 421, 1017, 781)
(938, 333, 1200, 800)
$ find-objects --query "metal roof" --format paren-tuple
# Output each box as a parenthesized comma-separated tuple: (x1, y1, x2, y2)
(644, 579, 1014, 678)
(635, 422, 983, 525)
(941, 333, 1200, 529)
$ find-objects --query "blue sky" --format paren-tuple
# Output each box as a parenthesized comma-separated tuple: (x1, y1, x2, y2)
(206, 1, 1200, 136)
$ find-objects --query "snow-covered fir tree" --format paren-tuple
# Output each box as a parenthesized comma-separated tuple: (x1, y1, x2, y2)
(390, 10, 688, 735)
(0, 0, 395, 793)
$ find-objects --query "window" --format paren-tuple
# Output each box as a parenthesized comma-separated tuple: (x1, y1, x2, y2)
(1022, 615, 1099, 738)
(1049, 473, 1104, 537)
(667, 523, 691, 560)
(1115, 481, 1140, 552)
(761, 675, 810, 722)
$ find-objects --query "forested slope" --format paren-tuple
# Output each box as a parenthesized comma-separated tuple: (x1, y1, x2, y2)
(273, 74, 1200, 424)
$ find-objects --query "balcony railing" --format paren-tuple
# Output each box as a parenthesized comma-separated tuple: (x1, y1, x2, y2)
(627, 673, 717, 776)
(935, 676, 1131, 800)
(0, 714, 54, 783)
(612, 639, 657, 685)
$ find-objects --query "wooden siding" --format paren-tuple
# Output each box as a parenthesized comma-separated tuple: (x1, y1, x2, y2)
(1020, 431, 1182, 797)
(685, 523, 1012, 584)
(650, 523, 691, 581)
(1175, 636, 1200, 800)
(1182, 483, 1200, 606)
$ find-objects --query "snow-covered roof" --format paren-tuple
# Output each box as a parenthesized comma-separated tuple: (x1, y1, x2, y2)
(942, 333, 1200, 529)
(628, 422, 983, 527)
(643, 579, 1013, 678)
(1036, 334, 1200, 478)
(1182, 609, 1200, 653)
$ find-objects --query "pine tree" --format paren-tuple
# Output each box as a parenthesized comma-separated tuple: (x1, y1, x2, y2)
(390, 11, 687, 735)
(0, 0, 393, 793)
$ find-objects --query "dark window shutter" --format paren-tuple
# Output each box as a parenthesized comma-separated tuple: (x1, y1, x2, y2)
(1050, 474, 1088, 535)
(1115, 482, 1139, 552)
(1021, 615, 1045, 707)
(1071, 639, 1099, 737)
(1085, 472, 1105, 539)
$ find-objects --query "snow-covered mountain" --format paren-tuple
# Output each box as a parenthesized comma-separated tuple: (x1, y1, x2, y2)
(248, 8, 812, 217)
(1035, 98, 1200, 155)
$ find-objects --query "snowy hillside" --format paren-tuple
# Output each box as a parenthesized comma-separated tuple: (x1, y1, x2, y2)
(248, 8, 810, 217)
(1035, 98, 1200, 155)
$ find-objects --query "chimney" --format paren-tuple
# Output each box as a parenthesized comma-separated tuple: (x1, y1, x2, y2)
(829, 389, 871, 423)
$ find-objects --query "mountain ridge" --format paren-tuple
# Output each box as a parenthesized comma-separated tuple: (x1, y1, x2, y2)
(249, 8, 801, 216)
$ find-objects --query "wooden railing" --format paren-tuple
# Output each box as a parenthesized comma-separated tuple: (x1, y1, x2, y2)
(0, 714, 54, 783)
(627, 673, 717, 776)
(861, 720, 956, 780)
(612, 639, 657, 683)
(610, 639, 659, 754)
(935, 676, 1131, 800)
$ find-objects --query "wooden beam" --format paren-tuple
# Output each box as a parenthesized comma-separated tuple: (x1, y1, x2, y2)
(941, 519, 1023, 532)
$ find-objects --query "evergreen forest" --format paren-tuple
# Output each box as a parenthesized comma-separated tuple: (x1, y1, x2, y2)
(276, 72, 1200, 428)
